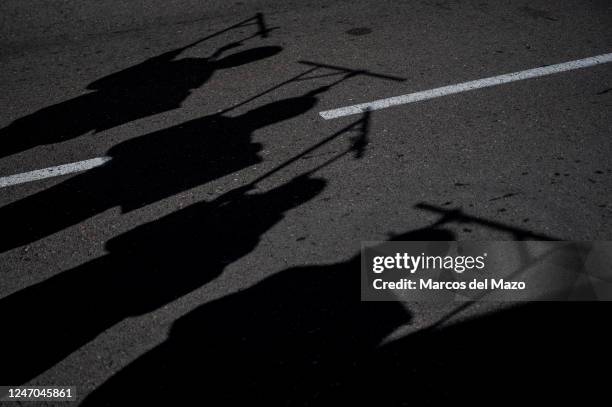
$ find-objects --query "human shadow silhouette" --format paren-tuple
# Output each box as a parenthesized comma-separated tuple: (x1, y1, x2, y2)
(80, 227, 454, 406)
(0, 88, 326, 253)
(355, 207, 604, 404)
(0, 97, 373, 384)
(0, 100, 374, 385)
(0, 173, 326, 385)
(80, 217, 611, 405)
(0, 40, 281, 159)
(364, 301, 611, 405)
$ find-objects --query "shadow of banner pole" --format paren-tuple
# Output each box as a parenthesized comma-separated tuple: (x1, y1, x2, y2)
(177, 13, 276, 53)
(415, 203, 558, 240)
(219, 62, 405, 115)
(246, 109, 371, 190)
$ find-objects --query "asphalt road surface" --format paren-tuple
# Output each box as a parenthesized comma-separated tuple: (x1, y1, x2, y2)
(1, 0, 611, 405)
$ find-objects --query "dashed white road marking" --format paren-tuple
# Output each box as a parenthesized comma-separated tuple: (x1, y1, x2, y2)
(319, 52, 612, 119)
(0, 157, 111, 188)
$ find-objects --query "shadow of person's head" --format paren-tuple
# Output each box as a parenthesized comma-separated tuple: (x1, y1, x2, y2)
(214, 46, 283, 69)
(236, 94, 318, 129)
(263, 174, 327, 209)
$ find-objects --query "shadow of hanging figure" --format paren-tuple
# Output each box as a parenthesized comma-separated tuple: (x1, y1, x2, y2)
(0, 88, 326, 253)
(80, 227, 455, 406)
(0, 173, 327, 386)
(0, 17, 281, 159)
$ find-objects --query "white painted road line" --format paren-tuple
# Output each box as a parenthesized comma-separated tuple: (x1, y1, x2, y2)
(0, 157, 111, 188)
(3, 54, 610, 188)
(319, 52, 612, 119)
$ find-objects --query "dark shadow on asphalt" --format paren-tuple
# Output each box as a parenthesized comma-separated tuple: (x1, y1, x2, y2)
(80, 227, 454, 406)
(367, 301, 610, 405)
(0, 59, 403, 253)
(0, 87, 327, 253)
(0, 15, 280, 159)
(0, 173, 326, 385)
(0, 103, 374, 385)
(2, 17, 599, 402)
(0, 44, 404, 383)
(81, 221, 609, 405)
